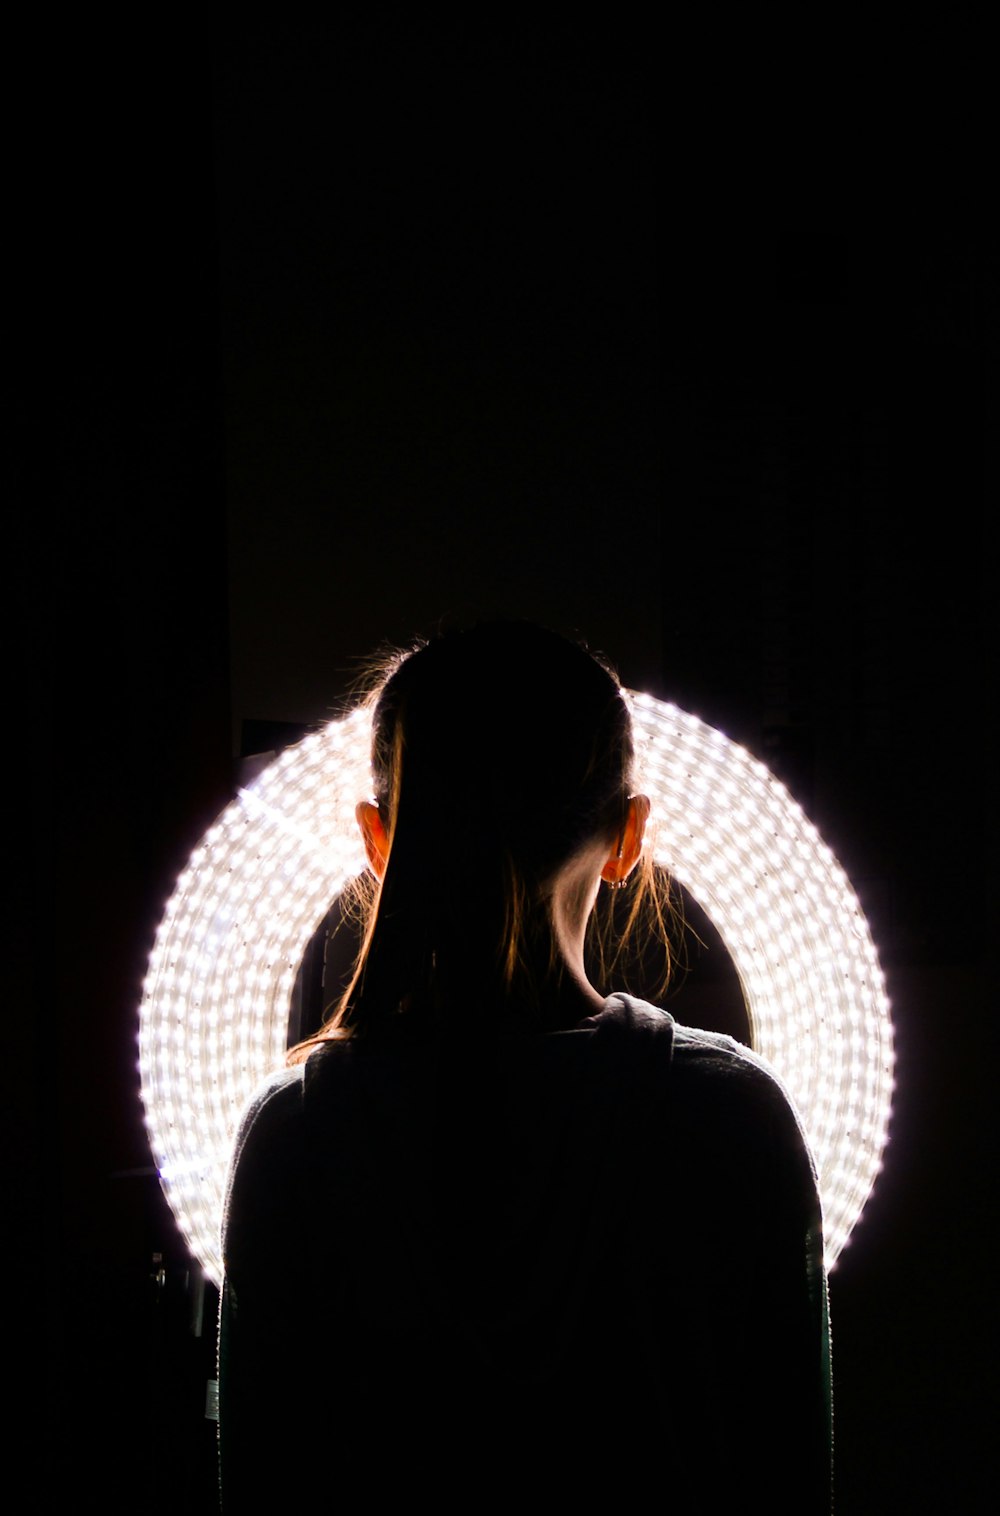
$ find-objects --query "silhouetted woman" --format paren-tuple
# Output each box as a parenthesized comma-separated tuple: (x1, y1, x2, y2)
(219, 622, 832, 1511)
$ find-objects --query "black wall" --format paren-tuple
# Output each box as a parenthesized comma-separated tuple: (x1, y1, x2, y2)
(17, 21, 991, 1512)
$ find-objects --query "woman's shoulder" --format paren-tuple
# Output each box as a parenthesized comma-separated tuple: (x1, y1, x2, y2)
(597, 993, 814, 1153)
(593, 992, 776, 1075)
(222, 1066, 307, 1248)
(601, 990, 789, 1068)
(228, 1064, 305, 1162)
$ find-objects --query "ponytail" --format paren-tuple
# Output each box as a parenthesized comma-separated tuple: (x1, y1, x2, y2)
(289, 622, 673, 1056)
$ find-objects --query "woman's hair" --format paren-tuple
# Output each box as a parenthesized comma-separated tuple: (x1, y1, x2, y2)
(290, 620, 672, 1054)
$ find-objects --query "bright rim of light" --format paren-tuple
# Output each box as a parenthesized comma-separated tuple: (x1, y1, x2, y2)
(139, 694, 893, 1285)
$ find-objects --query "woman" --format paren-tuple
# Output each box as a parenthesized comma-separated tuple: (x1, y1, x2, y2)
(219, 622, 832, 1511)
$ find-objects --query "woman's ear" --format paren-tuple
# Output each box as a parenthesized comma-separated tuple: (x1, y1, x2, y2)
(600, 794, 651, 885)
(356, 799, 390, 880)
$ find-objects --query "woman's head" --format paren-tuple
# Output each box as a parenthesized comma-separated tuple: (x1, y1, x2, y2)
(295, 621, 664, 1048)
(369, 620, 635, 885)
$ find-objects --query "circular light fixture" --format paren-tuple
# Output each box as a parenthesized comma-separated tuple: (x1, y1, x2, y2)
(139, 694, 893, 1285)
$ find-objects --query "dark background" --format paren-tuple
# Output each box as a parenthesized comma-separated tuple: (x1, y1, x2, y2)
(16, 20, 992, 1513)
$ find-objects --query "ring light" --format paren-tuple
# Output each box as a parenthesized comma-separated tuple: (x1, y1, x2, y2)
(139, 694, 893, 1284)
